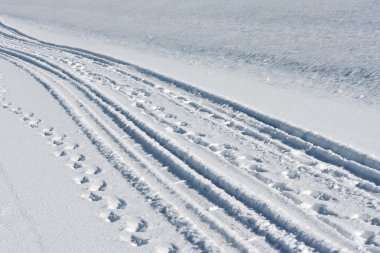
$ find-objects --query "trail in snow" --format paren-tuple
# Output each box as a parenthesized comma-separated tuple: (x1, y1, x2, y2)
(0, 21, 379, 252)
(0, 74, 193, 252)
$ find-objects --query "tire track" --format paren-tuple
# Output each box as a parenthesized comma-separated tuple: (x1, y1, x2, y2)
(1, 20, 379, 176)
(0, 48, 333, 252)
(0, 75, 190, 252)
(2, 23, 379, 188)
(0, 43, 353, 252)
(1, 21, 379, 252)
(0, 52, 260, 252)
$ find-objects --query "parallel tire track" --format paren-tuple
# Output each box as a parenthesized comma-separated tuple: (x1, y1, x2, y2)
(1, 20, 379, 176)
(0, 46, 354, 252)
(1, 43, 306, 253)
(1, 21, 379, 252)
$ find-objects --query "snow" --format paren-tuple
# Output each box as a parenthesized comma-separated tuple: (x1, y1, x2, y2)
(0, 0, 379, 100)
(0, 1, 379, 252)
(0, 60, 192, 252)
(1, 11, 379, 158)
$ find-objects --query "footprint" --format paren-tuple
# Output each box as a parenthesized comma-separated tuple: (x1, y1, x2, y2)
(88, 192, 102, 201)
(360, 231, 380, 246)
(85, 166, 102, 175)
(220, 149, 238, 166)
(43, 127, 54, 137)
(187, 134, 209, 147)
(74, 176, 89, 184)
(77, 154, 86, 162)
(312, 203, 338, 217)
(131, 235, 149, 247)
(370, 217, 380, 226)
(72, 162, 83, 169)
(106, 211, 121, 223)
(223, 143, 238, 151)
(52, 135, 66, 146)
(177, 96, 187, 102)
(271, 182, 293, 192)
(136, 219, 148, 232)
(116, 199, 127, 209)
(30, 119, 41, 128)
(208, 143, 221, 152)
(211, 114, 224, 120)
(58, 150, 67, 157)
(2, 102, 11, 109)
(172, 126, 186, 134)
(177, 121, 188, 127)
(165, 113, 177, 119)
(123, 220, 139, 232)
(88, 180, 107, 191)
(94, 167, 102, 175)
(107, 197, 127, 210)
(253, 172, 273, 184)
(21, 113, 33, 121)
(13, 107, 22, 115)
(249, 164, 268, 173)
(53, 139, 64, 146)
(98, 181, 107, 191)
(311, 191, 337, 201)
(100, 211, 121, 223)
(282, 192, 303, 205)
(64, 143, 80, 150)
(247, 156, 263, 164)
(168, 244, 180, 253)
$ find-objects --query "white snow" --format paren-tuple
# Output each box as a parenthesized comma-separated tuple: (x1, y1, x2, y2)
(0, 1, 379, 252)
(1, 12, 379, 158)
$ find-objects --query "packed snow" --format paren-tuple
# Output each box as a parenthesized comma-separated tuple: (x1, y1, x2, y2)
(0, 1, 379, 252)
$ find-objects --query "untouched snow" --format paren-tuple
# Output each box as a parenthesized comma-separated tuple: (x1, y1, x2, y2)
(0, 0, 379, 102)
(0, 0, 379, 88)
(0, 1, 379, 252)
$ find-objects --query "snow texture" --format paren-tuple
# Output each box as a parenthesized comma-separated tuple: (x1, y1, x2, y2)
(0, 2, 379, 252)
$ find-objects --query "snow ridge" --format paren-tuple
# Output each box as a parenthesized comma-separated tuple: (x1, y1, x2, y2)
(1, 20, 378, 176)
(1, 21, 379, 252)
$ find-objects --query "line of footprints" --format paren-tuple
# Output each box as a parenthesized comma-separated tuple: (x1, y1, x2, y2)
(0, 89, 160, 249)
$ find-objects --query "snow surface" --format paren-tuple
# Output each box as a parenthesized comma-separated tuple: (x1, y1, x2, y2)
(0, 0, 379, 101)
(0, 1, 379, 252)
(1, 0, 379, 157)
(0, 60, 192, 252)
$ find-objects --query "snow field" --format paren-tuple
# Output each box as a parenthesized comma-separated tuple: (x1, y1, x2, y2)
(0, 20, 379, 252)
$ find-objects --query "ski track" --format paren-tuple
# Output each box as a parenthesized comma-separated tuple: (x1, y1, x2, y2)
(0, 21, 379, 252)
